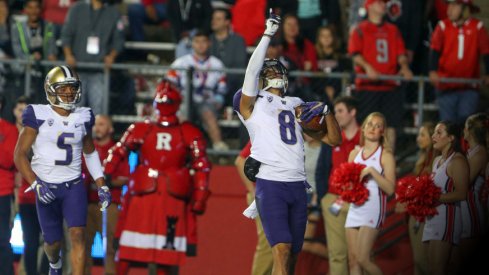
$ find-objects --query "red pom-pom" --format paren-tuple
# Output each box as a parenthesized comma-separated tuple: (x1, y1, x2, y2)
(330, 162, 369, 205)
(395, 174, 441, 222)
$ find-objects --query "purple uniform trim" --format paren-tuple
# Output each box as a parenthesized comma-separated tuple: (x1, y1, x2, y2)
(255, 178, 308, 253)
(36, 178, 87, 244)
(22, 105, 44, 130)
(233, 89, 242, 113)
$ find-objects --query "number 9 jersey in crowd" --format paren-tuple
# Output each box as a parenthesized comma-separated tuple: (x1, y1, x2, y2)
(22, 104, 94, 183)
(104, 80, 211, 267)
(233, 89, 305, 182)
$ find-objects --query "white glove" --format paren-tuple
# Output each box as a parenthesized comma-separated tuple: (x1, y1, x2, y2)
(263, 12, 281, 37)
(243, 199, 259, 219)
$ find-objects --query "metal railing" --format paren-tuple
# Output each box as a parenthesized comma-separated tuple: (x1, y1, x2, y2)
(0, 58, 482, 155)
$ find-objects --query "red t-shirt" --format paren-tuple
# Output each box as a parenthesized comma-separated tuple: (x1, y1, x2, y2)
(42, 0, 75, 25)
(82, 140, 129, 204)
(431, 18, 489, 91)
(239, 141, 252, 158)
(348, 20, 406, 91)
(328, 129, 361, 195)
(283, 39, 318, 71)
(0, 119, 18, 196)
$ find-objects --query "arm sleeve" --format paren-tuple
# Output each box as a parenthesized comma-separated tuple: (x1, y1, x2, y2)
(22, 105, 39, 130)
(110, 13, 126, 54)
(10, 22, 26, 59)
(395, 27, 407, 57)
(60, 4, 76, 48)
(478, 23, 489, 55)
(83, 150, 104, 181)
(44, 23, 58, 58)
(304, 40, 318, 70)
(242, 35, 271, 97)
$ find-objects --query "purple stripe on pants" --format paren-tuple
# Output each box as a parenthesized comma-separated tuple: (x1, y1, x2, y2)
(255, 178, 308, 253)
(36, 178, 87, 244)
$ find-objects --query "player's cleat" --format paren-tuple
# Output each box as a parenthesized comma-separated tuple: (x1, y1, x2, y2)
(49, 266, 62, 275)
(49, 259, 62, 275)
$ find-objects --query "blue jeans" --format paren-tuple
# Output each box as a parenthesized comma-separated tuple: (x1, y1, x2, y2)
(0, 195, 14, 275)
(78, 72, 105, 115)
(436, 89, 479, 125)
(128, 3, 167, 41)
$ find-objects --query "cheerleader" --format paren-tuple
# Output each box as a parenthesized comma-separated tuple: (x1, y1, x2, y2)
(345, 112, 396, 275)
(395, 122, 438, 275)
(459, 113, 489, 267)
(423, 121, 469, 275)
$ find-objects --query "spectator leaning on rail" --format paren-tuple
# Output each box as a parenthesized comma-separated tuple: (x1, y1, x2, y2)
(347, 0, 413, 151)
(209, 7, 247, 107)
(10, 0, 58, 103)
(428, 0, 489, 126)
(167, 30, 229, 151)
(61, 0, 125, 115)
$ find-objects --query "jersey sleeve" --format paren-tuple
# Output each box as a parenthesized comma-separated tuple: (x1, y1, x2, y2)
(395, 27, 407, 57)
(22, 105, 41, 130)
(430, 21, 445, 51)
(348, 26, 363, 56)
(477, 22, 489, 55)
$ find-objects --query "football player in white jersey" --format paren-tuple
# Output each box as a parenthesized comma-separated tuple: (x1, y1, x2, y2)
(234, 12, 341, 275)
(14, 65, 111, 275)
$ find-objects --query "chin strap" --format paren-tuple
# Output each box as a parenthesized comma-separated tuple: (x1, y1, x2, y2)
(263, 78, 287, 93)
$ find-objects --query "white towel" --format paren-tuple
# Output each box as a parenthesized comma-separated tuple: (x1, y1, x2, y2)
(243, 199, 259, 219)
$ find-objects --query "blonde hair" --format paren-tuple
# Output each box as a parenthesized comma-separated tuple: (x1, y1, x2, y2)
(360, 112, 389, 149)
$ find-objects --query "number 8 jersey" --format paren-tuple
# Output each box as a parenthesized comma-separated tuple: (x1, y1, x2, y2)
(234, 90, 306, 182)
(22, 104, 94, 183)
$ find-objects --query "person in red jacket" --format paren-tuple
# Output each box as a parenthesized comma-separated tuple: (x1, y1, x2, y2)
(104, 79, 211, 275)
(13, 96, 50, 275)
(83, 114, 130, 275)
(0, 94, 18, 275)
(428, 0, 489, 126)
(348, 0, 413, 150)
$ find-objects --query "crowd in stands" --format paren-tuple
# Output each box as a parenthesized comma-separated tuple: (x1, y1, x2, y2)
(0, 0, 486, 151)
(0, 1, 488, 275)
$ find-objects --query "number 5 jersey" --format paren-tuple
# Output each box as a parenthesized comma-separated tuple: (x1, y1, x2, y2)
(22, 104, 94, 183)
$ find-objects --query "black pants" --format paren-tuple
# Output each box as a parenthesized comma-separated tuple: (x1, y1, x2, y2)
(19, 203, 49, 275)
(0, 195, 14, 275)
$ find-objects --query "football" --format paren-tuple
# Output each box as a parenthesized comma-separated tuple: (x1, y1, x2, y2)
(294, 104, 326, 132)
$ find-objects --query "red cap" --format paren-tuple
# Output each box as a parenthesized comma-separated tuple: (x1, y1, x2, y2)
(445, 0, 480, 13)
(365, 0, 388, 9)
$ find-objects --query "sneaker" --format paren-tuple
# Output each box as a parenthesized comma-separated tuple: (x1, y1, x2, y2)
(213, 141, 229, 151)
